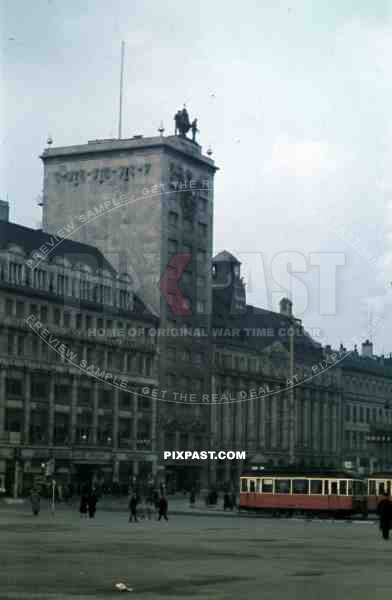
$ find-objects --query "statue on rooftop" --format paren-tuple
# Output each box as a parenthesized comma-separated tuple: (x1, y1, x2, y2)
(174, 106, 198, 142)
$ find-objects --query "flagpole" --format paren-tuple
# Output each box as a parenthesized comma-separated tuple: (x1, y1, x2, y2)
(118, 41, 125, 139)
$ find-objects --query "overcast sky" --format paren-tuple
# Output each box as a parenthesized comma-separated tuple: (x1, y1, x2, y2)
(1, 0, 390, 353)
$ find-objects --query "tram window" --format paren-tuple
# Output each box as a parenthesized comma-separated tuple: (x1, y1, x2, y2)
(256, 479, 261, 492)
(275, 479, 290, 494)
(241, 479, 248, 493)
(368, 480, 376, 495)
(330, 481, 338, 495)
(347, 480, 353, 495)
(292, 479, 308, 494)
(353, 480, 365, 495)
(310, 480, 323, 494)
(378, 482, 386, 495)
(262, 479, 273, 493)
(387, 481, 391, 495)
(339, 481, 347, 495)
(323, 480, 329, 495)
(249, 480, 256, 493)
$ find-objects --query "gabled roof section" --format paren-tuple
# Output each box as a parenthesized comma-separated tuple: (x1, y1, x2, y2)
(0, 221, 116, 275)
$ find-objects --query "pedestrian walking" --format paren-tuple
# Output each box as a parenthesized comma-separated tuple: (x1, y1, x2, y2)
(377, 492, 392, 540)
(129, 493, 138, 523)
(88, 488, 98, 519)
(158, 495, 168, 521)
(79, 483, 89, 518)
(223, 492, 231, 511)
(145, 495, 154, 520)
(30, 489, 40, 516)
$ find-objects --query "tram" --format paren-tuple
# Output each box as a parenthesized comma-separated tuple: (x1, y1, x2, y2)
(367, 472, 392, 512)
(239, 467, 367, 518)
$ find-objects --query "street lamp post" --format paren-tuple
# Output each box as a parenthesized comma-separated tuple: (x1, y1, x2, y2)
(289, 323, 295, 465)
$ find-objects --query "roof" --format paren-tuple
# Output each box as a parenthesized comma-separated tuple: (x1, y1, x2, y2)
(212, 250, 240, 264)
(241, 467, 360, 479)
(0, 221, 115, 274)
(212, 292, 322, 362)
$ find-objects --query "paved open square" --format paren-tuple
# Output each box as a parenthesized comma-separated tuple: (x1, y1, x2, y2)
(0, 504, 391, 599)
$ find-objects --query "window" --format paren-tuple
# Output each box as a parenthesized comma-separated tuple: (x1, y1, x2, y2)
(183, 218, 193, 233)
(196, 300, 206, 314)
(168, 211, 178, 227)
(41, 306, 48, 322)
(310, 480, 323, 494)
(6, 378, 23, 397)
(292, 479, 308, 494)
(76, 314, 83, 329)
(330, 481, 338, 495)
(17, 336, 24, 355)
(199, 197, 207, 213)
(368, 480, 376, 495)
(241, 479, 248, 492)
(249, 480, 256, 493)
(168, 239, 178, 254)
(53, 308, 61, 326)
(198, 222, 207, 237)
(16, 302, 24, 318)
(5, 299, 13, 316)
(275, 479, 290, 494)
(167, 347, 176, 361)
(262, 479, 273, 493)
(339, 481, 347, 495)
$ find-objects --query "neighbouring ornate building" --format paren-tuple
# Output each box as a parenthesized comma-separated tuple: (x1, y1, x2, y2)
(207, 251, 392, 488)
(0, 211, 159, 495)
(340, 342, 392, 474)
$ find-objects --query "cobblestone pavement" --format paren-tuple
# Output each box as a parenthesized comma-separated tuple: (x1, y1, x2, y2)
(0, 504, 390, 600)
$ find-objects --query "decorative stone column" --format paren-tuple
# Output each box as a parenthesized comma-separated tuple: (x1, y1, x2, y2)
(92, 382, 99, 445)
(151, 397, 157, 452)
(0, 368, 5, 440)
(23, 372, 31, 444)
(113, 386, 119, 450)
(48, 375, 55, 446)
(132, 390, 138, 451)
(70, 376, 78, 444)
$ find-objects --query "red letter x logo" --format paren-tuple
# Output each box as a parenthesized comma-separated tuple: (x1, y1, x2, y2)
(158, 253, 192, 316)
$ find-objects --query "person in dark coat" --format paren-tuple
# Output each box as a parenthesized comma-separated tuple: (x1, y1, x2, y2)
(88, 489, 98, 519)
(79, 484, 89, 518)
(377, 492, 392, 539)
(158, 495, 168, 521)
(30, 489, 40, 516)
(223, 492, 231, 511)
(129, 493, 138, 523)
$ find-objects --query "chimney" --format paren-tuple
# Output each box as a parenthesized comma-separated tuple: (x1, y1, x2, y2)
(279, 297, 293, 318)
(0, 199, 9, 222)
(362, 339, 373, 358)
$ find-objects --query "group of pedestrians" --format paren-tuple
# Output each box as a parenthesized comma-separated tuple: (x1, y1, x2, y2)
(128, 492, 169, 523)
(79, 484, 99, 519)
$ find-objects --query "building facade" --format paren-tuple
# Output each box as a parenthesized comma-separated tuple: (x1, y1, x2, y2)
(0, 214, 159, 496)
(340, 343, 392, 474)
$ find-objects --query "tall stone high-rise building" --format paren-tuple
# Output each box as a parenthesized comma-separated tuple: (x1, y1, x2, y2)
(41, 114, 218, 488)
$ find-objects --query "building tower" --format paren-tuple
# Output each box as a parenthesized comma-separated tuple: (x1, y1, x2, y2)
(41, 109, 218, 488)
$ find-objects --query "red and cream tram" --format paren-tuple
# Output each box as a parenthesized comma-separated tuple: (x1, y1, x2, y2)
(240, 467, 367, 517)
(367, 472, 392, 512)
